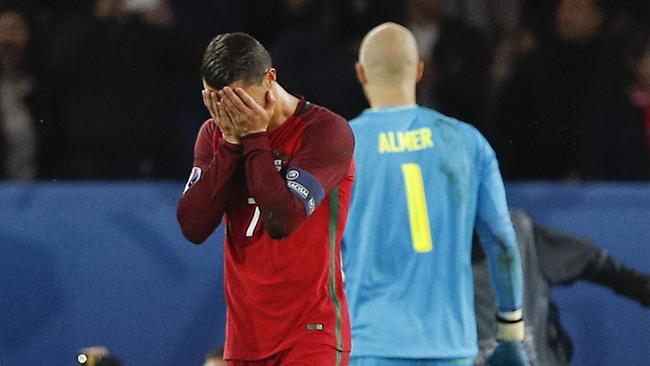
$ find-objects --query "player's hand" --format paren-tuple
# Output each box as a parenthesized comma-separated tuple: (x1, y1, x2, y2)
(485, 341, 530, 366)
(202, 89, 240, 144)
(220, 86, 275, 137)
(486, 315, 530, 366)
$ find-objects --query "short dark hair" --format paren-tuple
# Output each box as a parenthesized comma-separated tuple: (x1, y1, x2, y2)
(201, 32, 272, 89)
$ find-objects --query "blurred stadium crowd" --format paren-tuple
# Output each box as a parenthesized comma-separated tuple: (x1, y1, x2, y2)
(1, 0, 649, 181)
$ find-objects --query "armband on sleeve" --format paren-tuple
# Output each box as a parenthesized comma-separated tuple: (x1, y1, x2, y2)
(284, 167, 325, 216)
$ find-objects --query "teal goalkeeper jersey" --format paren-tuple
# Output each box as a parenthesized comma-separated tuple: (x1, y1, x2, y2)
(343, 106, 523, 359)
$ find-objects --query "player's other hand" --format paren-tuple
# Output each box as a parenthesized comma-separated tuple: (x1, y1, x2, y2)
(486, 315, 530, 366)
(202, 89, 240, 145)
(485, 341, 530, 366)
(220, 86, 275, 137)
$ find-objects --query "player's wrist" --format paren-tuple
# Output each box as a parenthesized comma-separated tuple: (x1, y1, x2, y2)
(239, 128, 268, 137)
(496, 311, 525, 342)
(219, 138, 243, 152)
(240, 130, 269, 140)
(222, 135, 241, 145)
(240, 131, 271, 156)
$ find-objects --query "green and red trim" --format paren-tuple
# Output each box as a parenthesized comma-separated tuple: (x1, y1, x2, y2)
(328, 186, 343, 365)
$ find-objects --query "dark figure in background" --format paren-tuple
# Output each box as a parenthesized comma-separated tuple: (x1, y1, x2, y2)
(0, 2, 55, 179)
(270, 0, 366, 119)
(630, 33, 650, 149)
(473, 210, 650, 366)
(47, 0, 182, 179)
(404, 0, 493, 132)
(330, 0, 406, 47)
(495, 0, 650, 180)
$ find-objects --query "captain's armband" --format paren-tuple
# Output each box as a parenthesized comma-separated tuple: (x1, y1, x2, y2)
(284, 167, 325, 216)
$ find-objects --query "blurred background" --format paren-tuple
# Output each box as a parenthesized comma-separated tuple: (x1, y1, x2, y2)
(0, 0, 649, 365)
(0, 0, 648, 181)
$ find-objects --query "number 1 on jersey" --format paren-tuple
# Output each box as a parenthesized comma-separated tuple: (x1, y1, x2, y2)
(401, 163, 433, 253)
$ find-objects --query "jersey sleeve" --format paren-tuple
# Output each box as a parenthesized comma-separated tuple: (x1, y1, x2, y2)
(177, 120, 243, 244)
(534, 223, 650, 306)
(533, 223, 601, 285)
(240, 111, 354, 239)
(474, 132, 524, 313)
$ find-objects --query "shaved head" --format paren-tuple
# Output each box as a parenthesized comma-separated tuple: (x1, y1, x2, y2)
(358, 22, 420, 86)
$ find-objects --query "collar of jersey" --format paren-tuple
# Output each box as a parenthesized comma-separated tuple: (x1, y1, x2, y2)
(364, 104, 418, 114)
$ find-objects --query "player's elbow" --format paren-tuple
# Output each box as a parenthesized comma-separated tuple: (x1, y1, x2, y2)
(181, 226, 209, 244)
(265, 218, 301, 240)
(178, 218, 209, 244)
(259, 209, 299, 240)
(177, 206, 210, 244)
(266, 225, 290, 240)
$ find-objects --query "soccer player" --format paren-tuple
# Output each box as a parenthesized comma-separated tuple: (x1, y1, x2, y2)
(177, 32, 354, 366)
(342, 23, 529, 366)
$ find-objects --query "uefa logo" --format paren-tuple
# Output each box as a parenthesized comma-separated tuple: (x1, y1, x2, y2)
(286, 170, 300, 180)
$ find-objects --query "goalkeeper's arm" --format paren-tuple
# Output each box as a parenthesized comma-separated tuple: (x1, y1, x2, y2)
(475, 136, 529, 365)
(475, 222, 530, 366)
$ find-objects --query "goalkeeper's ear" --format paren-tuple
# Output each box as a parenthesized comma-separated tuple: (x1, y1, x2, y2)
(355, 62, 368, 85)
(416, 60, 424, 82)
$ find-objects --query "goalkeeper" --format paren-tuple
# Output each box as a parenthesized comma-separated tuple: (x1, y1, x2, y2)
(342, 22, 528, 366)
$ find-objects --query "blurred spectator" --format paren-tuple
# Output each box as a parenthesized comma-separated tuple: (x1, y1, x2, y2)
(270, 0, 366, 119)
(630, 34, 650, 148)
(404, 0, 439, 108)
(443, 0, 520, 41)
(0, 1, 55, 179)
(77, 345, 123, 366)
(47, 0, 185, 179)
(404, 0, 493, 131)
(330, 0, 406, 46)
(203, 346, 225, 366)
(495, 0, 650, 180)
(407, 0, 492, 130)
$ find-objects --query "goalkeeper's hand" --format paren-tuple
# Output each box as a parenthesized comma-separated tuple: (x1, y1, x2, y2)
(485, 312, 530, 366)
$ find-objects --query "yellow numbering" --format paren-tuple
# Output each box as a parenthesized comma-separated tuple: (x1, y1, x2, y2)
(401, 163, 433, 253)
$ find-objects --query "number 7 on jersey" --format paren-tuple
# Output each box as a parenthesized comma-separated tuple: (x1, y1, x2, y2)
(246, 197, 261, 237)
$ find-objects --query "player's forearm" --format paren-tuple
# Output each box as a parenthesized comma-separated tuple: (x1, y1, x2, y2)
(477, 147, 525, 312)
(478, 220, 525, 312)
(177, 141, 242, 244)
(480, 222, 527, 358)
(242, 133, 307, 239)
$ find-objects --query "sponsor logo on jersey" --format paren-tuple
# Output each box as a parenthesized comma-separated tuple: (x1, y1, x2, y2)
(286, 169, 300, 180)
(287, 181, 309, 199)
(306, 323, 324, 331)
(183, 167, 202, 194)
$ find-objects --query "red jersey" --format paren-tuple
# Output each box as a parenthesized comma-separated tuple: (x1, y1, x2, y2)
(177, 99, 354, 361)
